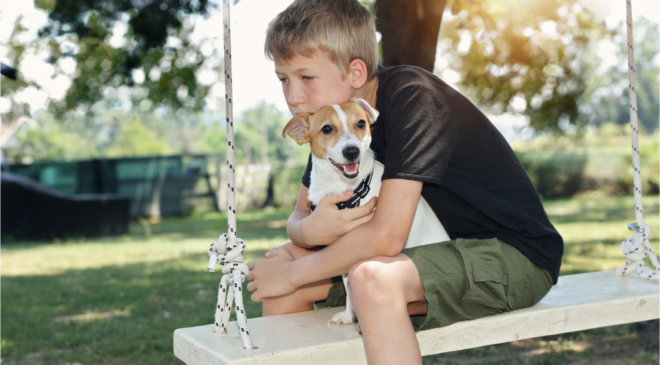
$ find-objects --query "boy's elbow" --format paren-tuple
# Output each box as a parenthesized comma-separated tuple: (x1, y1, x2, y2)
(372, 228, 408, 257)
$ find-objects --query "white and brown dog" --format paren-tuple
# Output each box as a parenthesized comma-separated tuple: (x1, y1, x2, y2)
(282, 98, 450, 327)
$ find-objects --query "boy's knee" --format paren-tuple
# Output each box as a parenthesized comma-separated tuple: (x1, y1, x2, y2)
(349, 258, 393, 291)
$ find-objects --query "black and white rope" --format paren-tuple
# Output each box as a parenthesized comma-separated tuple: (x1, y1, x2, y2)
(206, 0, 254, 349)
(208, 234, 252, 347)
(616, 0, 659, 281)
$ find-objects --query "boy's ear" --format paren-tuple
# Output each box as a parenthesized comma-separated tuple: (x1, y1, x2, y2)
(351, 98, 379, 124)
(282, 114, 311, 145)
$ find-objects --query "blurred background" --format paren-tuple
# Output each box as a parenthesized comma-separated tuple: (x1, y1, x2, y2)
(1, 0, 658, 364)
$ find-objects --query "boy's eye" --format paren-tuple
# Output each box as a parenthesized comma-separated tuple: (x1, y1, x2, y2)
(321, 125, 333, 134)
(302, 76, 314, 81)
(357, 120, 366, 129)
(279, 78, 288, 83)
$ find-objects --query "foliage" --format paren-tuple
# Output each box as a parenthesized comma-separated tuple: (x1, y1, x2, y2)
(5, 0, 221, 115)
(438, 0, 609, 133)
(583, 18, 659, 132)
(516, 152, 587, 199)
(5, 96, 309, 171)
(104, 118, 174, 158)
(4, 88, 222, 162)
(511, 123, 659, 197)
(0, 17, 44, 122)
(620, 135, 660, 194)
(233, 101, 309, 166)
(6, 114, 98, 162)
(198, 124, 227, 156)
(272, 164, 308, 208)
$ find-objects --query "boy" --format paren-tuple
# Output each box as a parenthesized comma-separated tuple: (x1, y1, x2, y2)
(246, 1, 563, 364)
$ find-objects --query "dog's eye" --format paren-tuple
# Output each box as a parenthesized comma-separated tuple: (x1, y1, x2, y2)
(357, 120, 366, 129)
(321, 125, 333, 134)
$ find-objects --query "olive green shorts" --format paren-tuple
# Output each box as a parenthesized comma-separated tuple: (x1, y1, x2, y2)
(315, 238, 554, 332)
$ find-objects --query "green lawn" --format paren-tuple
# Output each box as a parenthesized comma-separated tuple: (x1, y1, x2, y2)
(2, 196, 658, 364)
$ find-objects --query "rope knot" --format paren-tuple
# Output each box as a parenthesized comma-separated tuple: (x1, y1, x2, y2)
(617, 223, 659, 280)
(208, 233, 248, 277)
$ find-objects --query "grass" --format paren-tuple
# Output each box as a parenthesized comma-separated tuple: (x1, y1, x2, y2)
(1, 195, 659, 364)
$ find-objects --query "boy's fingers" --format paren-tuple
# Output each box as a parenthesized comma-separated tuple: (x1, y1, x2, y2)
(246, 271, 254, 281)
(346, 196, 377, 220)
(251, 291, 263, 302)
(320, 190, 353, 206)
(348, 212, 375, 230)
(247, 259, 260, 270)
(363, 196, 378, 211)
(247, 281, 256, 293)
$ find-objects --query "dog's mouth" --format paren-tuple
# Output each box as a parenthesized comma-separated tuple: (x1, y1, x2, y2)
(329, 158, 360, 179)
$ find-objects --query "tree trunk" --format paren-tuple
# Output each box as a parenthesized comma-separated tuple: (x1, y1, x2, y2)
(376, 0, 446, 72)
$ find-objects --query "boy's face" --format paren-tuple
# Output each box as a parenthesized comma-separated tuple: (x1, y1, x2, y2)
(274, 52, 353, 116)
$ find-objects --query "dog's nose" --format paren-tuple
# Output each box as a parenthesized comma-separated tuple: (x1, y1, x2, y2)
(342, 145, 360, 161)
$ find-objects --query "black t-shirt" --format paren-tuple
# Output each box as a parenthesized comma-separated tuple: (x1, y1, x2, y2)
(302, 65, 563, 283)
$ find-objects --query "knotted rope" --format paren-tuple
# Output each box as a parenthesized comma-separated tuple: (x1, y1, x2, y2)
(208, 234, 253, 348)
(616, 0, 659, 281)
(206, 0, 254, 349)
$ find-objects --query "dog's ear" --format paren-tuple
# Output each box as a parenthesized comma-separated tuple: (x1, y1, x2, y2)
(351, 98, 379, 124)
(282, 114, 311, 145)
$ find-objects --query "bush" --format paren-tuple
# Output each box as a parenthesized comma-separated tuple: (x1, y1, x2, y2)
(272, 164, 307, 208)
(619, 137, 660, 195)
(516, 152, 588, 199)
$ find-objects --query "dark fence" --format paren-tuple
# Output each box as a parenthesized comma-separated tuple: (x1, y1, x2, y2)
(6, 155, 216, 218)
(2, 172, 131, 240)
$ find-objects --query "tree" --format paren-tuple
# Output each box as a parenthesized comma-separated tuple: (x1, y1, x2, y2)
(34, 0, 221, 113)
(371, 0, 611, 134)
(1, 16, 43, 123)
(440, 0, 609, 133)
(375, 0, 447, 72)
(233, 101, 307, 166)
(583, 18, 659, 132)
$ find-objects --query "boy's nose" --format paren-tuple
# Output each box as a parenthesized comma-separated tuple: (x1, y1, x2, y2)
(342, 145, 360, 161)
(287, 83, 304, 106)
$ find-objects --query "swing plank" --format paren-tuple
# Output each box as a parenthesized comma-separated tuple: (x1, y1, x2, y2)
(173, 270, 659, 365)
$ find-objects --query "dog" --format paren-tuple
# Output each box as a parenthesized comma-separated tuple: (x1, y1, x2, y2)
(282, 98, 450, 327)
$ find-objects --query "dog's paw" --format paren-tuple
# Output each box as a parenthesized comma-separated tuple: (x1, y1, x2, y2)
(355, 322, 362, 336)
(328, 310, 356, 325)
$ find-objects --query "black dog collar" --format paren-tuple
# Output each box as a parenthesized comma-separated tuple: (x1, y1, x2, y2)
(310, 172, 373, 212)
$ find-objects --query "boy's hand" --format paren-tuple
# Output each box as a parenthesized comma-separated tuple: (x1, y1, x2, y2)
(301, 191, 377, 247)
(246, 251, 296, 302)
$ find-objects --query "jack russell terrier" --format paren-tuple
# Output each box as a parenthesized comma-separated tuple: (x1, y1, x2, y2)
(282, 98, 450, 327)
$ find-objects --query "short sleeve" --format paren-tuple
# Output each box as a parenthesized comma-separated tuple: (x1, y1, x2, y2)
(301, 153, 313, 188)
(380, 84, 459, 186)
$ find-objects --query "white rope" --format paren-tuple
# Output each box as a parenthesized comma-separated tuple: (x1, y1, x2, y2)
(616, 0, 659, 281)
(208, 234, 253, 348)
(206, 0, 254, 349)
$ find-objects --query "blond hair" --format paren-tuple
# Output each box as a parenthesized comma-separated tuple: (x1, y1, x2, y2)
(265, 0, 378, 80)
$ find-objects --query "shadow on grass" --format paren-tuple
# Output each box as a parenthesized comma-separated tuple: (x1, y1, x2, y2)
(1, 251, 268, 365)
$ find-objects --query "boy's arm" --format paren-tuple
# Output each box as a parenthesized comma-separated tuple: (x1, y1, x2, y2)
(247, 179, 422, 301)
(285, 185, 313, 247)
(286, 184, 378, 249)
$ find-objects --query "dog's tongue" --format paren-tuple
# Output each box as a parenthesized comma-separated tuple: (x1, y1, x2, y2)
(344, 163, 358, 174)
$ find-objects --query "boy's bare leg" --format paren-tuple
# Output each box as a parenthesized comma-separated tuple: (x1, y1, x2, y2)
(262, 242, 334, 316)
(349, 254, 427, 365)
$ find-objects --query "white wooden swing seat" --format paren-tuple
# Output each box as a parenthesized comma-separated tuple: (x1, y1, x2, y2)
(173, 270, 659, 365)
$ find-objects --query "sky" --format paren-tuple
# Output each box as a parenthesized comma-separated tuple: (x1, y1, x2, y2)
(1, 0, 659, 138)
